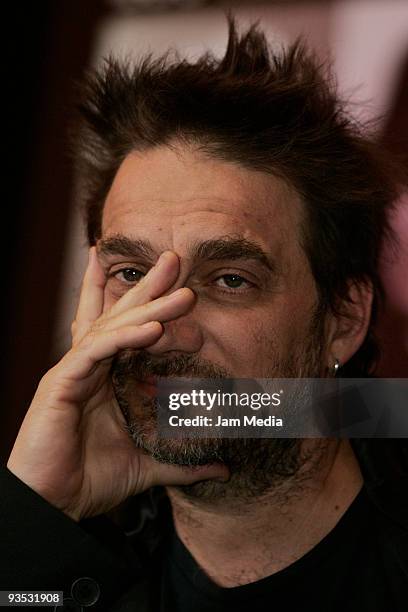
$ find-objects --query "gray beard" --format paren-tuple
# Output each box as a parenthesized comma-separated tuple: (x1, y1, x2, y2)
(111, 313, 325, 502)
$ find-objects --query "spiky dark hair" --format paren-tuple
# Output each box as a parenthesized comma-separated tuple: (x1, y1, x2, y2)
(74, 17, 400, 376)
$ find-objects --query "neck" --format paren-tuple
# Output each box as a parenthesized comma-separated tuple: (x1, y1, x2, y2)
(166, 439, 363, 587)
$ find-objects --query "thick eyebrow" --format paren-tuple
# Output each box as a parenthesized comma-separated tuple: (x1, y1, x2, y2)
(97, 236, 156, 262)
(190, 236, 277, 273)
(97, 234, 277, 273)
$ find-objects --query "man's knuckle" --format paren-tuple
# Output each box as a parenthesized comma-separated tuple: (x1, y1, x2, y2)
(110, 326, 126, 342)
(77, 328, 99, 351)
(89, 317, 105, 334)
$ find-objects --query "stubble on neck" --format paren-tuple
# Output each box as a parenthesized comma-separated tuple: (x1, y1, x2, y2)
(167, 439, 363, 587)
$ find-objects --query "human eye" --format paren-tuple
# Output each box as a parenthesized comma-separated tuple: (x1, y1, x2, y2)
(110, 267, 145, 285)
(213, 273, 254, 293)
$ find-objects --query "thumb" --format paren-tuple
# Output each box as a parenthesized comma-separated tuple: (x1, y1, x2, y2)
(139, 456, 230, 490)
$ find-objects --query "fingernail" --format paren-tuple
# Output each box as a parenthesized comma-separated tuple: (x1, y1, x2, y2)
(156, 251, 174, 267)
(140, 321, 161, 330)
(166, 288, 189, 301)
(88, 246, 96, 265)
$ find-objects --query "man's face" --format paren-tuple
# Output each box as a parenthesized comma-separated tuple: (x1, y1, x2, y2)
(101, 145, 322, 375)
(99, 144, 327, 498)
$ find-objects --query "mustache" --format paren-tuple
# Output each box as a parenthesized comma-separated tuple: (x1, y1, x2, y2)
(111, 349, 232, 382)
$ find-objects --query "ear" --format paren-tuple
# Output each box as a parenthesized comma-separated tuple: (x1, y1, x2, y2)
(325, 280, 374, 371)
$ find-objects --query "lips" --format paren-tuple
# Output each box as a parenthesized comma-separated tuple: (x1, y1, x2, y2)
(134, 376, 232, 400)
(135, 376, 158, 398)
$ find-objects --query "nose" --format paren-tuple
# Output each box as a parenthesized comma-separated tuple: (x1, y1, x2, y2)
(145, 254, 204, 355)
(144, 309, 204, 356)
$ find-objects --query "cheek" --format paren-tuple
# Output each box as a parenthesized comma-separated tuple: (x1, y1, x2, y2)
(202, 308, 277, 373)
(212, 303, 299, 346)
(203, 300, 315, 377)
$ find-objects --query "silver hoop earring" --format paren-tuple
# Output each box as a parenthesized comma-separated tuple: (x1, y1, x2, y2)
(332, 358, 341, 377)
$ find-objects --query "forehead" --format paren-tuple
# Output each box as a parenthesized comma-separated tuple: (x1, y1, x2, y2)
(102, 145, 304, 257)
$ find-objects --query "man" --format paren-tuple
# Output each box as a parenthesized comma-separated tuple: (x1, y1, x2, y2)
(2, 18, 408, 612)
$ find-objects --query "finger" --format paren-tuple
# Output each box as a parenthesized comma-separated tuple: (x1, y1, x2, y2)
(108, 250, 181, 317)
(73, 247, 106, 343)
(140, 456, 230, 489)
(60, 321, 164, 381)
(103, 287, 195, 332)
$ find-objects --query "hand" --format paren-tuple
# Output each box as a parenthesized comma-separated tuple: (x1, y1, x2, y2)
(7, 248, 228, 521)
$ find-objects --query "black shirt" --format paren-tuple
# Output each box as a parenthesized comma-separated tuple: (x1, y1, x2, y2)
(160, 487, 406, 611)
